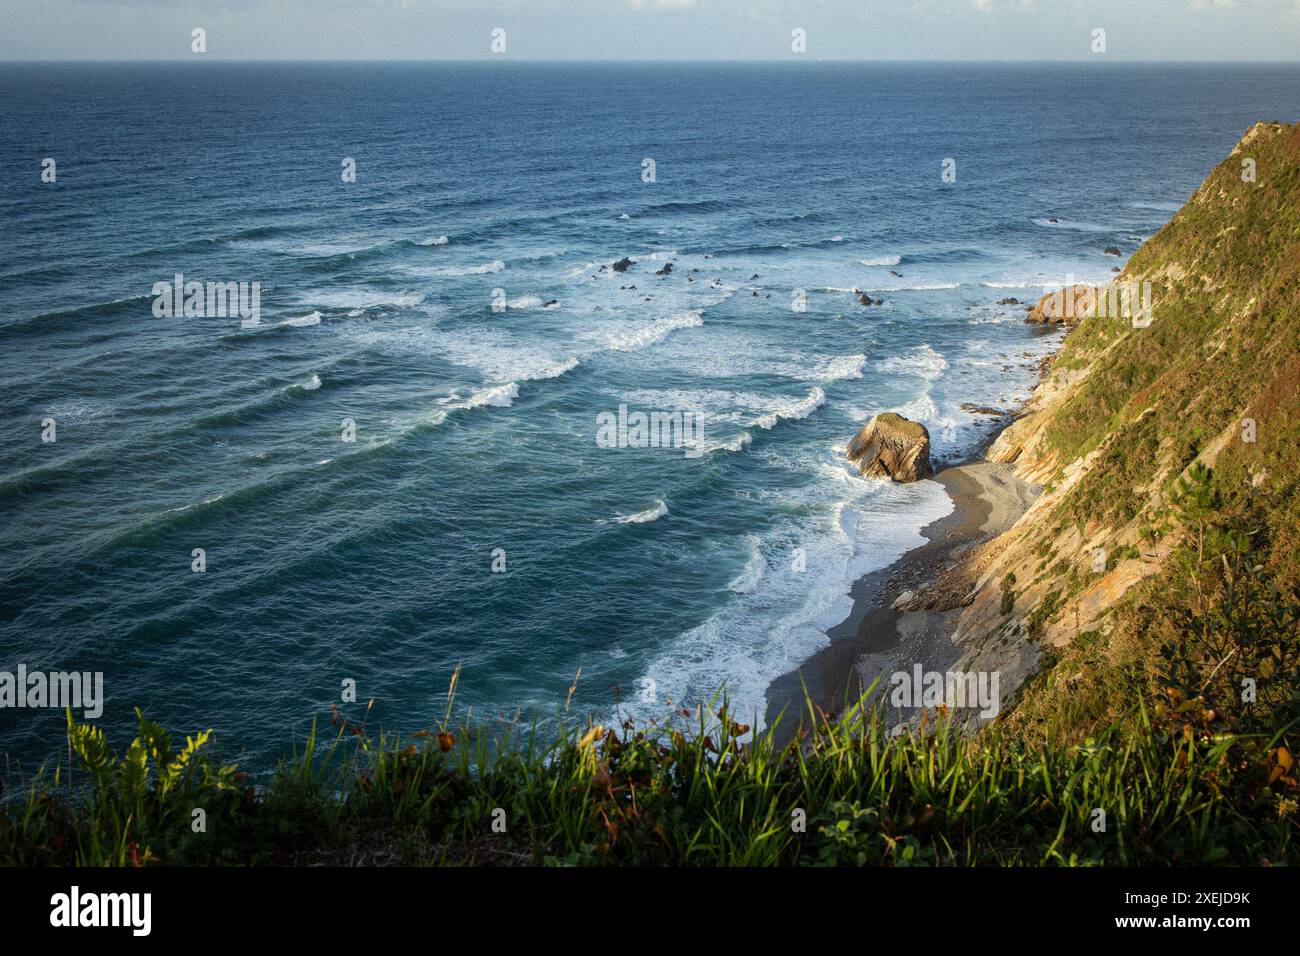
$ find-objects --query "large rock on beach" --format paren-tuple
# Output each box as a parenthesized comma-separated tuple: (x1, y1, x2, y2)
(846, 412, 933, 482)
(1025, 284, 1097, 325)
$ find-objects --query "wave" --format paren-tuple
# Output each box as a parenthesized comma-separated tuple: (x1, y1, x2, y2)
(859, 254, 902, 266)
(434, 260, 505, 276)
(613, 501, 668, 524)
(862, 282, 961, 292)
(522, 356, 580, 381)
(640, 199, 730, 215)
(877, 344, 949, 380)
(728, 544, 767, 594)
(290, 374, 322, 393)
(0, 293, 154, 338)
(607, 310, 703, 352)
(303, 289, 426, 311)
(903, 247, 985, 264)
(705, 431, 753, 455)
(446, 381, 520, 410)
(623, 469, 956, 732)
(418, 235, 450, 246)
(280, 310, 322, 327)
(753, 387, 826, 430)
(1031, 217, 1115, 233)
(818, 354, 867, 381)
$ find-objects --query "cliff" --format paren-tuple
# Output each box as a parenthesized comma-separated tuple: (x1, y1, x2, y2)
(918, 122, 1300, 734)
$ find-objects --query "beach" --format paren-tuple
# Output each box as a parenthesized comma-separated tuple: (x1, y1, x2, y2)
(765, 450, 1039, 740)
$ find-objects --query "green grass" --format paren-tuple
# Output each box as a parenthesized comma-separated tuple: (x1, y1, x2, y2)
(1, 683, 1295, 867)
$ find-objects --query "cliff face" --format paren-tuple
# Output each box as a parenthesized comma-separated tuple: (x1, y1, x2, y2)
(935, 122, 1300, 724)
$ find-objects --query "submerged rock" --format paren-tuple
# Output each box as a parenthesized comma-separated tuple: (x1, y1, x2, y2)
(846, 412, 933, 482)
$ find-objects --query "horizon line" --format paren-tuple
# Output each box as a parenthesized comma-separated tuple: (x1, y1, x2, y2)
(5, 57, 1300, 65)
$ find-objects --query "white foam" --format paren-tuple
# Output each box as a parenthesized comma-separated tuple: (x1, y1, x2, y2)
(613, 500, 668, 524)
(418, 235, 450, 246)
(728, 542, 767, 594)
(450, 382, 519, 410)
(818, 354, 867, 381)
(752, 387, 826, 430)
(706, 431, 753, 455)
(606, 310, 703, 352)
(859, 254, 902, 266)
(626, 471, 955, 731)
(305, 290, 424, 310)
(877, 344, 948, 380)
(522, 356, 580, 381)
(300, 374, 322, 391)
(434, 260, 505, 276)
(864, 282, 960, 292)
(280, 310, 322, 327)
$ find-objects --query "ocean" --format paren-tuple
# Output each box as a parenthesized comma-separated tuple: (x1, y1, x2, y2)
(3, 61, 1298, 769)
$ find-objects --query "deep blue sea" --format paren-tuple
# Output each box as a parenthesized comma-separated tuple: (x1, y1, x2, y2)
(2, 62, 1298, 770)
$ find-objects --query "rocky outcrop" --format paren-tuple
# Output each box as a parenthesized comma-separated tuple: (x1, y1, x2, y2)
(1025, 284, 1098, 325)
(846, 413, 933, 482)
(612, 257, 634, 273)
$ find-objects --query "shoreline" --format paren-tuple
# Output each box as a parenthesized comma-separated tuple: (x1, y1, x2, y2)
(764, 412, 1043, 742)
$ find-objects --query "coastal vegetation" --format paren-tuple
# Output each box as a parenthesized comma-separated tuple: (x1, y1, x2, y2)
(0, 683, 1293, 866)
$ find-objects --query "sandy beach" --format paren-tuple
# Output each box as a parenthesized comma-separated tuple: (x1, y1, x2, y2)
(765, 454, 1039, 741)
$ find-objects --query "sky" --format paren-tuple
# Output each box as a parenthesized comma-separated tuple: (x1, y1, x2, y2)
(2, 0, 1300, 61)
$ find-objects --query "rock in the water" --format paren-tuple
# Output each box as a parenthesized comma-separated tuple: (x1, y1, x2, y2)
(655, 263, 673, 276)
(960, 403, 1007, 416)
(1026, 284, 1097, 325)
(846, 412, 933, 482)
(612, 257, 635, 273)
(1104, 245, 1122, 257)
(997, 297, 1021, 305)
